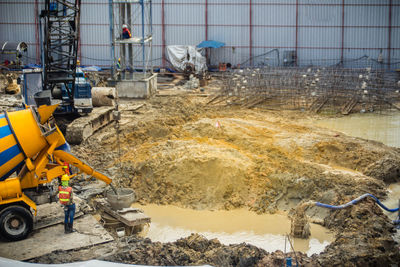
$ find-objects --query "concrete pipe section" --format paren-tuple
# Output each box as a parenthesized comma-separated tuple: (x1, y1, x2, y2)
(92, 87, 117, 107)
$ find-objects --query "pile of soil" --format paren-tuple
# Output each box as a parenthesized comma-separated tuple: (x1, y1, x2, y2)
(105, 234, 314, 266)
(30, 234, 315, 266)
(315, 200, 399, 265)
(78, 97, 397, 211)
(85, 72, 109, 87)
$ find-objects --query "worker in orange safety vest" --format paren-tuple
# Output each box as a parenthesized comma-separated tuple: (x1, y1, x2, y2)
(58, 174, 75, 234)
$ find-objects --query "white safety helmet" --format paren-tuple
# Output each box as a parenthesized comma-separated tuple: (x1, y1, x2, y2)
(122, 24, 128, 29)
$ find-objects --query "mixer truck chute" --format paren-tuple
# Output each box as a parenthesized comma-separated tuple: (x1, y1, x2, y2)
(0, 104, 113, 241)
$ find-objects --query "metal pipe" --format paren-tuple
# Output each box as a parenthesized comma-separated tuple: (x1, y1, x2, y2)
(150, 0, 153, 72)
(77, 0, 82, 65)
(205, 0, 208, 41)
(340, 0, 345, 64)
(161, 0, 166, 67)
(295, 0, 299, 66)
(388, 0, 393, 67)
(39, 15, 44, 69)
(127, 3, 133, 78)
(108, 0, 116, 78)
(249, 0, 253, 66)
(205, 0, 209, 65)
(119, 2, 126, 79)
(141, 0, 145, 74)
(34, 0, 39, 64)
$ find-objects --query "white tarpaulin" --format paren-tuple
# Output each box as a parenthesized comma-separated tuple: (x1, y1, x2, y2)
(166, 45, 207, 74)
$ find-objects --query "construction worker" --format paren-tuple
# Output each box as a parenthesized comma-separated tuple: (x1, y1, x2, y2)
(57, 163, 70, 184)
(122, 24, 132, 39)
(58, 174, 75, 234)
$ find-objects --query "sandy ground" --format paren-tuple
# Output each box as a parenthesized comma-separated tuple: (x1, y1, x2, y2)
(36, 91, 397, 266)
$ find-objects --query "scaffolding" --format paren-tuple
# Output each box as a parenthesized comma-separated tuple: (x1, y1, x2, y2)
(109, 0, 153, 81)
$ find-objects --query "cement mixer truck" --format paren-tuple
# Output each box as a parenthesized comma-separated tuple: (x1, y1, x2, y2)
(0, 104, 113, 241)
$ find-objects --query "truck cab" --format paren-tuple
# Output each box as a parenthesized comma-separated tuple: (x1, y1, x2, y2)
(22, 68, 93, 115)
(59, 68, 93, 114)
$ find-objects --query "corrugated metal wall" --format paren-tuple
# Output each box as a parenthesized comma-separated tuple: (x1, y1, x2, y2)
(80, 0, 110, 65)
(0, 0, 399, 69)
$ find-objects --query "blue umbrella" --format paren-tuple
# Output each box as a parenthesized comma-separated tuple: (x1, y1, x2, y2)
(197, 40, 225, 49)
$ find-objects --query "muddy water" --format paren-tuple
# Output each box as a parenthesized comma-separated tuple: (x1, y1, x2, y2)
(313, 112, 400, 148)
(382, 183, 400, 221)
(134, 204, 334, 256)
(314, 112, 400, 220)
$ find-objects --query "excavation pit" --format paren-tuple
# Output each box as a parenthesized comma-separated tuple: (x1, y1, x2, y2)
(70, 96, 400, 265)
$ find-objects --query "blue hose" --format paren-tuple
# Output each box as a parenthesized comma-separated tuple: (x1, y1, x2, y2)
(315, 193, 399, 213)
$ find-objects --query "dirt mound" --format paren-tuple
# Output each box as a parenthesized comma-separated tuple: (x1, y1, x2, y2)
(117, 111, 389, 214)
(364, 155, 400, 183)
(30, 234, 315, 266)
(315, 200, 400, 265)
(103, 234, 315, 266)
(127, 139, 253, 209)
(78, 97, 399, 214)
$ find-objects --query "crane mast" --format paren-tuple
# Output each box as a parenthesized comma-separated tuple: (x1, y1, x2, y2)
(41, 0, 80, 100)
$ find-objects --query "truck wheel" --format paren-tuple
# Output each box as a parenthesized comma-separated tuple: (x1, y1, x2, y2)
(0, 205, 33, 241)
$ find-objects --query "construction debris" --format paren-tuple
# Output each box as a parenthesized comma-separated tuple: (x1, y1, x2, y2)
(291, 203, 311, 239)
(183, 74, 200, 90)
(4, 74, 19, 94)
(95, 198, 150, 236)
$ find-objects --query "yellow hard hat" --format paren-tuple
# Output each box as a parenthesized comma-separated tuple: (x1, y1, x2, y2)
(61, 174, 70, 181)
